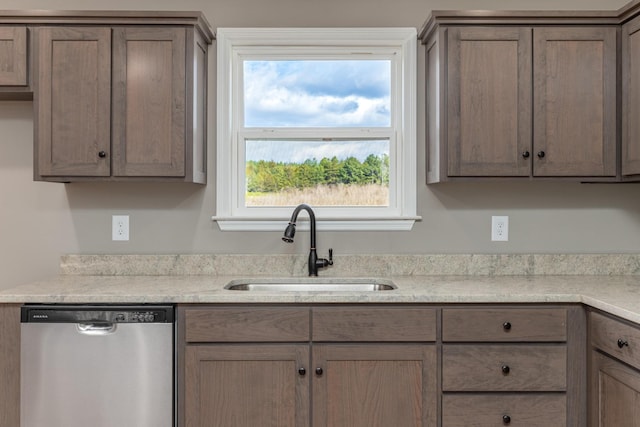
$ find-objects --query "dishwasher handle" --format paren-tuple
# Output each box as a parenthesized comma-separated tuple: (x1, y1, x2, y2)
(76, 323, 117, 335)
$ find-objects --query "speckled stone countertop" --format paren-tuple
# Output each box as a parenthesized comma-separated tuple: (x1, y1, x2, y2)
(1, 254, 639, 324)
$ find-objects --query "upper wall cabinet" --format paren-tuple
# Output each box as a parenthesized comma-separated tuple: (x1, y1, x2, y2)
(422, 13, 619, 183)
(623, 15, 640, 178)
(0, 26, 30, 99)
(27, 12, 213, 183)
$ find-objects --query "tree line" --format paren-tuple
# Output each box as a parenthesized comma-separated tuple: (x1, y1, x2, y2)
(246, 154, 390, 193)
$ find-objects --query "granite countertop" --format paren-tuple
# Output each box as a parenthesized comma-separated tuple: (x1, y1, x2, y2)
(2, 254, 639, 323)
(1, 274, 640, 324)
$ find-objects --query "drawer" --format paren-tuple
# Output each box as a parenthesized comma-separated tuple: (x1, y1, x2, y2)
(312, 307, 436, 342)
(442, 345, 567, 391)
(442, 308, 567, 342)
(184, 307, 310, 342)
(442, 394, 566, 427)
(591, 311, 640, 370)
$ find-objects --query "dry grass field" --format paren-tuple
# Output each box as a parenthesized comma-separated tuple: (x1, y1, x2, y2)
(246, 184, 389, 206)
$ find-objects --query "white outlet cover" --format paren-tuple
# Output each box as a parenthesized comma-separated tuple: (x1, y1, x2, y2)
(491, 216, 509, 242)
(112, 215, 129, 241)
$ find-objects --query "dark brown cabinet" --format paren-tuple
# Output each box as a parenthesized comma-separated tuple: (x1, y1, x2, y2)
(590, 311, 640, 427)
(622, 15, 640, 178)
(179, 306, 437, 427)
(424, 23, 617, 182)
(441, 306, 586, 427)
(0, 26, 28, 89)
(34, 20, 210, 183)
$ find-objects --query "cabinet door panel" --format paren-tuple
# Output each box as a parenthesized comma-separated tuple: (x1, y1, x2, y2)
(0, 27, 27, 86)
(36, 27, 111, 176)
(184, 345, 309, 427)
(313, 344, 436, 427)
(623, 17, 640, 176)
(533, 27, 617, 177)
(112, 27, 186, 177)
(591, 351, 640, 427)
(447, 27, 532, 177)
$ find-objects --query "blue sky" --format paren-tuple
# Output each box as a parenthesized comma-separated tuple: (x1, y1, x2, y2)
(243, 59, 391, 163)
(243, 59, 391, 127)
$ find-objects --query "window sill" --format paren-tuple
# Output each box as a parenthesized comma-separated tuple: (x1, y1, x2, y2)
(212, 216, 421, 231)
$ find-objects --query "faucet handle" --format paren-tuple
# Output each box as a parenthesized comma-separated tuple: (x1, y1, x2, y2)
(328, 248, 333, 265)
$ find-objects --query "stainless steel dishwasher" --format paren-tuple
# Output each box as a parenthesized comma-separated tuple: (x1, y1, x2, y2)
(21, 305, 174, 427)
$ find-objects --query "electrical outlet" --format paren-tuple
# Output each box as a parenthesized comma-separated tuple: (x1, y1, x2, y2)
(112, 215, 129, 241)
(491, 216, 509, 242)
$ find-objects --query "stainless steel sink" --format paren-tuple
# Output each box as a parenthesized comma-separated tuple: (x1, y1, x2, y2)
(224, 278, 396, 292)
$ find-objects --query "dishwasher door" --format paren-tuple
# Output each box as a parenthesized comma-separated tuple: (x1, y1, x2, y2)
(21, 305, 174, 427)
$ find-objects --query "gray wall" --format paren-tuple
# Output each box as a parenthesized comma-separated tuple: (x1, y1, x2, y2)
(0, 0, 637, 289)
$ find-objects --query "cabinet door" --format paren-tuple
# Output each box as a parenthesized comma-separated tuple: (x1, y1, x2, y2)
(447, 27, 532, 177)
(312, 344, 436, 427)
(533, 27, 617, 177)
(590, 351, 640, 427)
(184, 344, 309, 427)
(623, 17, 640, 176)
(36, 27, 111, 177)
(112, 27, 186, 177)
(0, 27, 27, 86)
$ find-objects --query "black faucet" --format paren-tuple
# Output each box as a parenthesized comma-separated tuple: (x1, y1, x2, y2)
(282, 204, 333, 276)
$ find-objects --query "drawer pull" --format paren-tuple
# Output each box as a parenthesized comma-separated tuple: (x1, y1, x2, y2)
(501, 365, 511, 375)
(298, 367, 306, 376)
(618, 339, 629, 349)
(502, 415, 511, 424)
(315, 367, 324, 376)
(503, 322, 512, 331)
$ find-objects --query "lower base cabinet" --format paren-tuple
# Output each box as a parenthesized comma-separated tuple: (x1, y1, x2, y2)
(589, 311, 640, 427)
(179, 305, 437, 427)
(590, 351, 640, 427)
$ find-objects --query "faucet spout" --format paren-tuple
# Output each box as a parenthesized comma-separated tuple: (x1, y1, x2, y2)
(282, 204, 333, 276)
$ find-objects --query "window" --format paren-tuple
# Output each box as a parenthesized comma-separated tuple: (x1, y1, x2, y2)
(214, 28, 419, 231)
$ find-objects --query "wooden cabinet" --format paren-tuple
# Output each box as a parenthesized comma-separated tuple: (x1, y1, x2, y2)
(179, 305, 437, 427)
(441, 306, 586, 427)
(0, 305, 20, 427)
(0, 26, 28, 93)
(424, 23, 617, 182)
(589, 311, 640, 427)
(34, 20, 210, 183)
(622, 15, 640, 178)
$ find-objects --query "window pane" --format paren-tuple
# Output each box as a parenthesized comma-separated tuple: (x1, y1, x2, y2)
(245, 139, 390, 207)
(243, 60, 391, 127)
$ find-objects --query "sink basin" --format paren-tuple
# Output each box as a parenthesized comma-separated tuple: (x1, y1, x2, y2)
(225, 278, 396, 292)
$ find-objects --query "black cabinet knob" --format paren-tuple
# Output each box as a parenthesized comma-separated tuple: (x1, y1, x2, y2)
(501, 365, 510, 375)
(537, 151, 546, 158)
(98, 151, 107, 158)
(618, 339, 629, 349)
(315, 367, 323, 376)
(503, 322, 512, 331)
(503, 415, 511, 424)
(298, 367, 306, 376)
(522, 151, 530, 158)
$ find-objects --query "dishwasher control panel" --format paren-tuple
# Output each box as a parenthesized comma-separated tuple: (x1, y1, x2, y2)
(21, 305, 174, 324)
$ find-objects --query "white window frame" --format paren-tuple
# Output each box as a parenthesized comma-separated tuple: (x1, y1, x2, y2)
(213, 27, 419, 231)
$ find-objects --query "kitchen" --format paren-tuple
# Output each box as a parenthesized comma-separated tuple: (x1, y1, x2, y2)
(1, 0, 640, 425)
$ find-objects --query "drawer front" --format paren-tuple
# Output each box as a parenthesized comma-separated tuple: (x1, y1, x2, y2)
(442, 394, 566, 427)
(184, 307, 310, 342)
(442, 308, 567, 342)
(442, 345, 567, 391)
(591, 311, 640, 370)
(312, 307, 436, 342)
